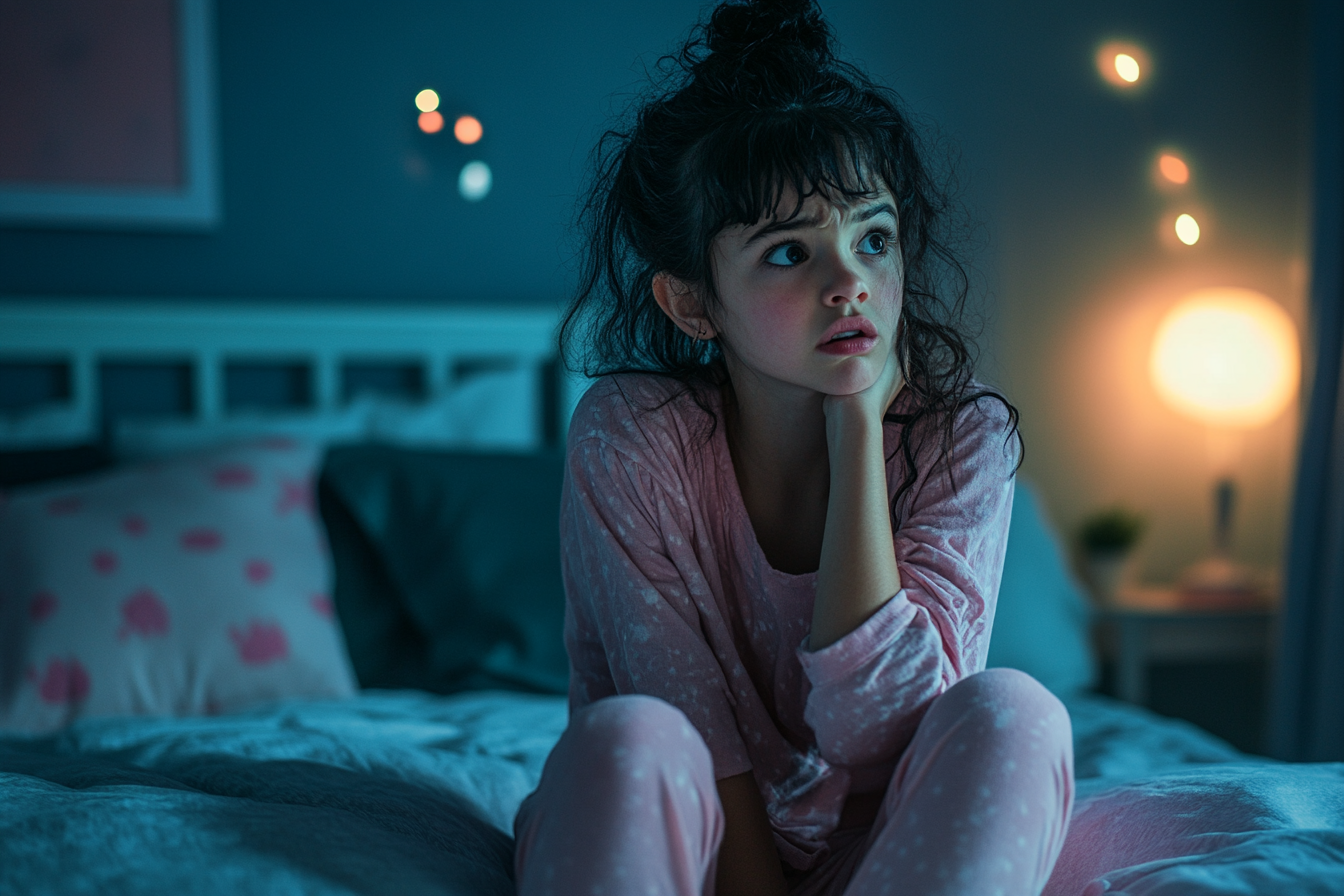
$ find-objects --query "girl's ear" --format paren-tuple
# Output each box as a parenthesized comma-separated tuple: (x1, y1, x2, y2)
(653, 273, 717, 341)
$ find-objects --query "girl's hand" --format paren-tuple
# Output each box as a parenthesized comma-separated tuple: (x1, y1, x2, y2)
(822, 342, 906, 438)
(811, 337, 905, 650)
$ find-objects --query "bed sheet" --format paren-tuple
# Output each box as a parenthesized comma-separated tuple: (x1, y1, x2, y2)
(1055, 693, 1344, 895)
(2, 689, 1342, 896)
(0, 690, 568, 896)
(1064, 692, 1247, 787)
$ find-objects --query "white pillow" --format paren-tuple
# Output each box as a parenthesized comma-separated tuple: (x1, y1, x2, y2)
(364, 365, 538, 450)
(0, 440, 357, 733)
(987, 480, 1098, 695)
(113, 366, 540, 461)
(114, 403, 372, 461)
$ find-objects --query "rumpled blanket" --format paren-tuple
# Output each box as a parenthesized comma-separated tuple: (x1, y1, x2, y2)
(1053, 694, 1344, 895)
(0, 690, 568, 896)
(2, 690, 1342, 895)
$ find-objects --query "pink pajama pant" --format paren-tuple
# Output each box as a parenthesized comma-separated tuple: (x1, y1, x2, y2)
(514, 668, 1074, 896)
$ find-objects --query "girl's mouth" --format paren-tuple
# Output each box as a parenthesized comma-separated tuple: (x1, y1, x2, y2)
(816, 318, 879, 355)
(817, 332, 879, 355)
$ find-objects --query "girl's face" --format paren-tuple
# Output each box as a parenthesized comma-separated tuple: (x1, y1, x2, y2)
(707, 188, 904, 398)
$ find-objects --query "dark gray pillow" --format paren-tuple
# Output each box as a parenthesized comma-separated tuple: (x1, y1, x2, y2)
(318, 445, 568, 695)
(0, 443, 112, 489)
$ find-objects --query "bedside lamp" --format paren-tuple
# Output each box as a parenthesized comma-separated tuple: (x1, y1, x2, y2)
(1148, 288, 1299, 606)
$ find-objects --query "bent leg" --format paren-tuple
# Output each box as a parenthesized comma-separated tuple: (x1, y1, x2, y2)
(844, 668, 1074, 896)
(514, 694, 724, 896)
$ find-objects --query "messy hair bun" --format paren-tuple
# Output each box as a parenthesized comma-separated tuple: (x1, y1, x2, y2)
(562, 0, 1020, 512)
(700, 0, 831, 67)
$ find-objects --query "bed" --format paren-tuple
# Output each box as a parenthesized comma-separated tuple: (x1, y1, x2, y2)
(1, 301, 1342, 895)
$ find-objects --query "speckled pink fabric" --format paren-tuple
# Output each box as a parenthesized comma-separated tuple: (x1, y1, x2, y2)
(556, 373, 1027, 869)
(515, 669, 1073, 896)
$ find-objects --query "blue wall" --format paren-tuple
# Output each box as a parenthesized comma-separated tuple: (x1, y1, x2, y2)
(0, 0, 1300, 311)
(0, 0, 1308, 311)
(0, 1, 697, 301)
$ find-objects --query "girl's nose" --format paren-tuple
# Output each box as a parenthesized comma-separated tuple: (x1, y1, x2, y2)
(823, 256, 869, 306)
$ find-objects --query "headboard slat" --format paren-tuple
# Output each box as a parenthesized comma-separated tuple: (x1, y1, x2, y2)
(195, 352, 222, 421)
(0, 300, 574, 446)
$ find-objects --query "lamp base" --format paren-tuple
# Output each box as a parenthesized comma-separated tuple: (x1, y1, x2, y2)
(1177, 555, 1269, 609)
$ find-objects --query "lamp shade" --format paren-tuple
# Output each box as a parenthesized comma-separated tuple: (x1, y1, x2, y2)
(1149, 288, 1299, 428)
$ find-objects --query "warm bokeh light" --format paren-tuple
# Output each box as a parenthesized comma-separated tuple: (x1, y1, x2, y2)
(454, 115, 483, 144)
(1114, 53, 1140, 82)
(418, 111, 444, 134)
(458, 160, 492, 201)
(414, 89, 440, 113)
(1158, 153, 1189, 184)
(1150, 289, 1299, 428)
(1096, 41, 1149, 89)
(1174, 213, 1201, 245)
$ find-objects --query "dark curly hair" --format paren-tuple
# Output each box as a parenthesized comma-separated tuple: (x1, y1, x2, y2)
(560, 0, 1020, 513)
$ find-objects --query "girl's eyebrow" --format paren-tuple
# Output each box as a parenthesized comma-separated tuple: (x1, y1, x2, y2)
(854, 202, 898, 223)
(742, 202, 897, 248)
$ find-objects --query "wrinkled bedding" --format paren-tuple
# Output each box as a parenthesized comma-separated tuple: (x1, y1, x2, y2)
(1054, 694, 1344, 896)
(1, 691, 1342, 895)
(0, 691, 568, 896)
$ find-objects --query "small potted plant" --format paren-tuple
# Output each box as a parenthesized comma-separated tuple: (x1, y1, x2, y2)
(1078, 506, 1146, 605)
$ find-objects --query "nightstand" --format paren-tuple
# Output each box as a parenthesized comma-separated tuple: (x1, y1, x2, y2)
(1092, 588, 1277, 706)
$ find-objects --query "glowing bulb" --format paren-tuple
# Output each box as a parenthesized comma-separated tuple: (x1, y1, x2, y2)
(454, 115, 483, 145)
(1114, 54, 1140, 82)
(418, 110, 444, 134)
(1158, 153, 1189, 184)
(415, 89, 440, 113)
(458, 161, 492, 201)
(1096, 41, 1148, 88)
(1149, 289, 1299, 427)
(1174, 213, 1200, 245)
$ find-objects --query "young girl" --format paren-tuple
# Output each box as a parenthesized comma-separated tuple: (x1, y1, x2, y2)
(515, 1, 1074, 893)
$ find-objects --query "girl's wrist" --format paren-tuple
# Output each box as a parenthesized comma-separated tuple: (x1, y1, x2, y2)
(824, 395, 886, 447)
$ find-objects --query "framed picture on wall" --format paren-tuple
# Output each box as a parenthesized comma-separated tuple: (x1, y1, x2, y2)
(0, 0, 219, 230)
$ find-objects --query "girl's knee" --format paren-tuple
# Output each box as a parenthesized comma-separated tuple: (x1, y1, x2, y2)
(571, 695, 714, 778)
(937, 668, 1073, 758)
(576, 694, 697, 742)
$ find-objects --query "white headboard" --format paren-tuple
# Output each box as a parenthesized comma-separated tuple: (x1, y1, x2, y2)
(0, 300, 585, 446)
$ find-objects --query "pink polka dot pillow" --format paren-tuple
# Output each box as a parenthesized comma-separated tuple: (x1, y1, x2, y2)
(0, 439, 356, 734)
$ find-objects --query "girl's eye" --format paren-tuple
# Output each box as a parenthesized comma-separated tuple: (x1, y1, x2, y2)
(765, 243, 808, 266)
(858, 232, 887, 255)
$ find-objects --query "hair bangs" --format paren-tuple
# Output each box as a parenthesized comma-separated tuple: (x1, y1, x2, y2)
(691, 108, 891, 238)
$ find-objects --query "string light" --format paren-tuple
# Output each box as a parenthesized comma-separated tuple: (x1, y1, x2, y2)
(1158, 153, 1189, 185)
(1114, 53, 1140, 82)
(418, 111, 444, 134)
(415, 89, 440, 113)
(1096, 41, 1149, 89)
(459, 161, 492, 201)
(1174, 213, 1201, 246)
(454, 115, 483, 145)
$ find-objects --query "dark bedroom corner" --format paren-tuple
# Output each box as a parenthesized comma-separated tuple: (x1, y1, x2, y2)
(0, 0, 1341, 893)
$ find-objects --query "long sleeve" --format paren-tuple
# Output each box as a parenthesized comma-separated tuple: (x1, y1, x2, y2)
(797, 397, 1018, 769)
(561, 432, 754, 780)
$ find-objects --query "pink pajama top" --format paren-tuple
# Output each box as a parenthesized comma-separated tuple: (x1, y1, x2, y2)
(559, 373, 1018, 870)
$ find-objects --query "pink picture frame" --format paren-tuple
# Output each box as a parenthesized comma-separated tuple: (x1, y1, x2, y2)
(0, 0, 219, 230)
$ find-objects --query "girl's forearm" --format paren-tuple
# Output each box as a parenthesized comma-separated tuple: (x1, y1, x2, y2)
(810, 413, 902, 650)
